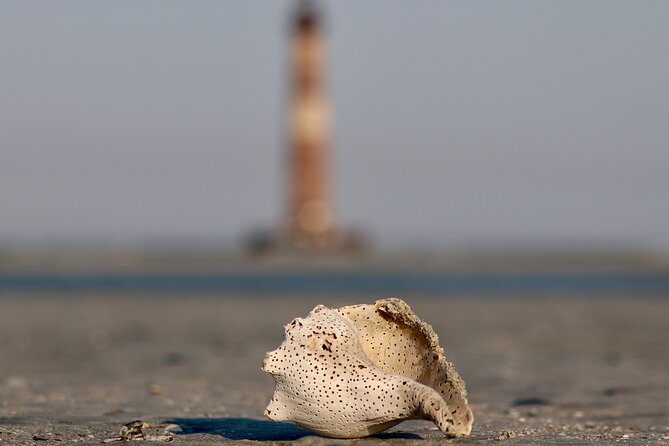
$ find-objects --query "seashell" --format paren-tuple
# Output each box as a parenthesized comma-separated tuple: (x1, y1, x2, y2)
(262, 298, 473, 438)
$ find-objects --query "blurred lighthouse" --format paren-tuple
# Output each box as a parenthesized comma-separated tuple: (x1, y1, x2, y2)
(285, 1, 335, 248)
(246, 1, 364, 254)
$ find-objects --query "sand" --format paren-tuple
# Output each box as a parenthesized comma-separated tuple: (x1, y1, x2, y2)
(1, 294, 668, 445)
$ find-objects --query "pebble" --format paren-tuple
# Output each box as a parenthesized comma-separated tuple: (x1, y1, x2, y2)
(497, 430, 516, 441)
(145, 432, 173, 442)
(103, 421, 174, 443)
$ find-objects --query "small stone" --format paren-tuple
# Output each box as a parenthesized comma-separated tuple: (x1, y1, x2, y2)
(145, 432, 174, 442)
(119, 420, 149, 441)
(163, 424, 183, 433)
(497, 430, 516, 441)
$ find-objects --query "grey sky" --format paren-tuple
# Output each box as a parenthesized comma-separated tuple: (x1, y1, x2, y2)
(1, 1, 668, 249)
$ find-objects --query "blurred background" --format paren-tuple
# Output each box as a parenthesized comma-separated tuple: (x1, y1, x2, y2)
(2, 0, 669, 295)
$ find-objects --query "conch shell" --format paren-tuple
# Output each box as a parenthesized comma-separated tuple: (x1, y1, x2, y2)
(262, 298, 473, 438)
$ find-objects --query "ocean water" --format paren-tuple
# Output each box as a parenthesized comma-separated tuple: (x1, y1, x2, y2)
(1, 270, 669, 295)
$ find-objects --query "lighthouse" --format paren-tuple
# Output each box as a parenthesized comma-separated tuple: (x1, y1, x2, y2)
(285, 1, 336, 249)
(245, 1, 364, 254)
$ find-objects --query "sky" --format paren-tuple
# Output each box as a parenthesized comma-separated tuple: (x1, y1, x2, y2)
(1, 1, 668, 250)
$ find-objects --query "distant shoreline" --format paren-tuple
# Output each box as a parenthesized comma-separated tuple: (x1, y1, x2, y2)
(1, 247, 668, 274)
(2, 269, 669, 296)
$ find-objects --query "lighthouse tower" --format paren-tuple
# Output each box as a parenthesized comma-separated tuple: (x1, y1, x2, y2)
(285, 1, 337, 249)
(245, 1, 364, 254)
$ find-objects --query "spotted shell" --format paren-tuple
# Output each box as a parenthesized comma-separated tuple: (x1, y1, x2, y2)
(262, 298, 473, 438)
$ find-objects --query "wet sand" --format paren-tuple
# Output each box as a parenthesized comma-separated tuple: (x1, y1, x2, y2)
(1, 295, 668, 445)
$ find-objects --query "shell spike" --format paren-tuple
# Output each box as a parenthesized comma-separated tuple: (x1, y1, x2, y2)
(403, 380, 471, 437)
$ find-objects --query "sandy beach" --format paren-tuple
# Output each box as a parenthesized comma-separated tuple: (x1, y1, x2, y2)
(1, 294, 668, 445)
